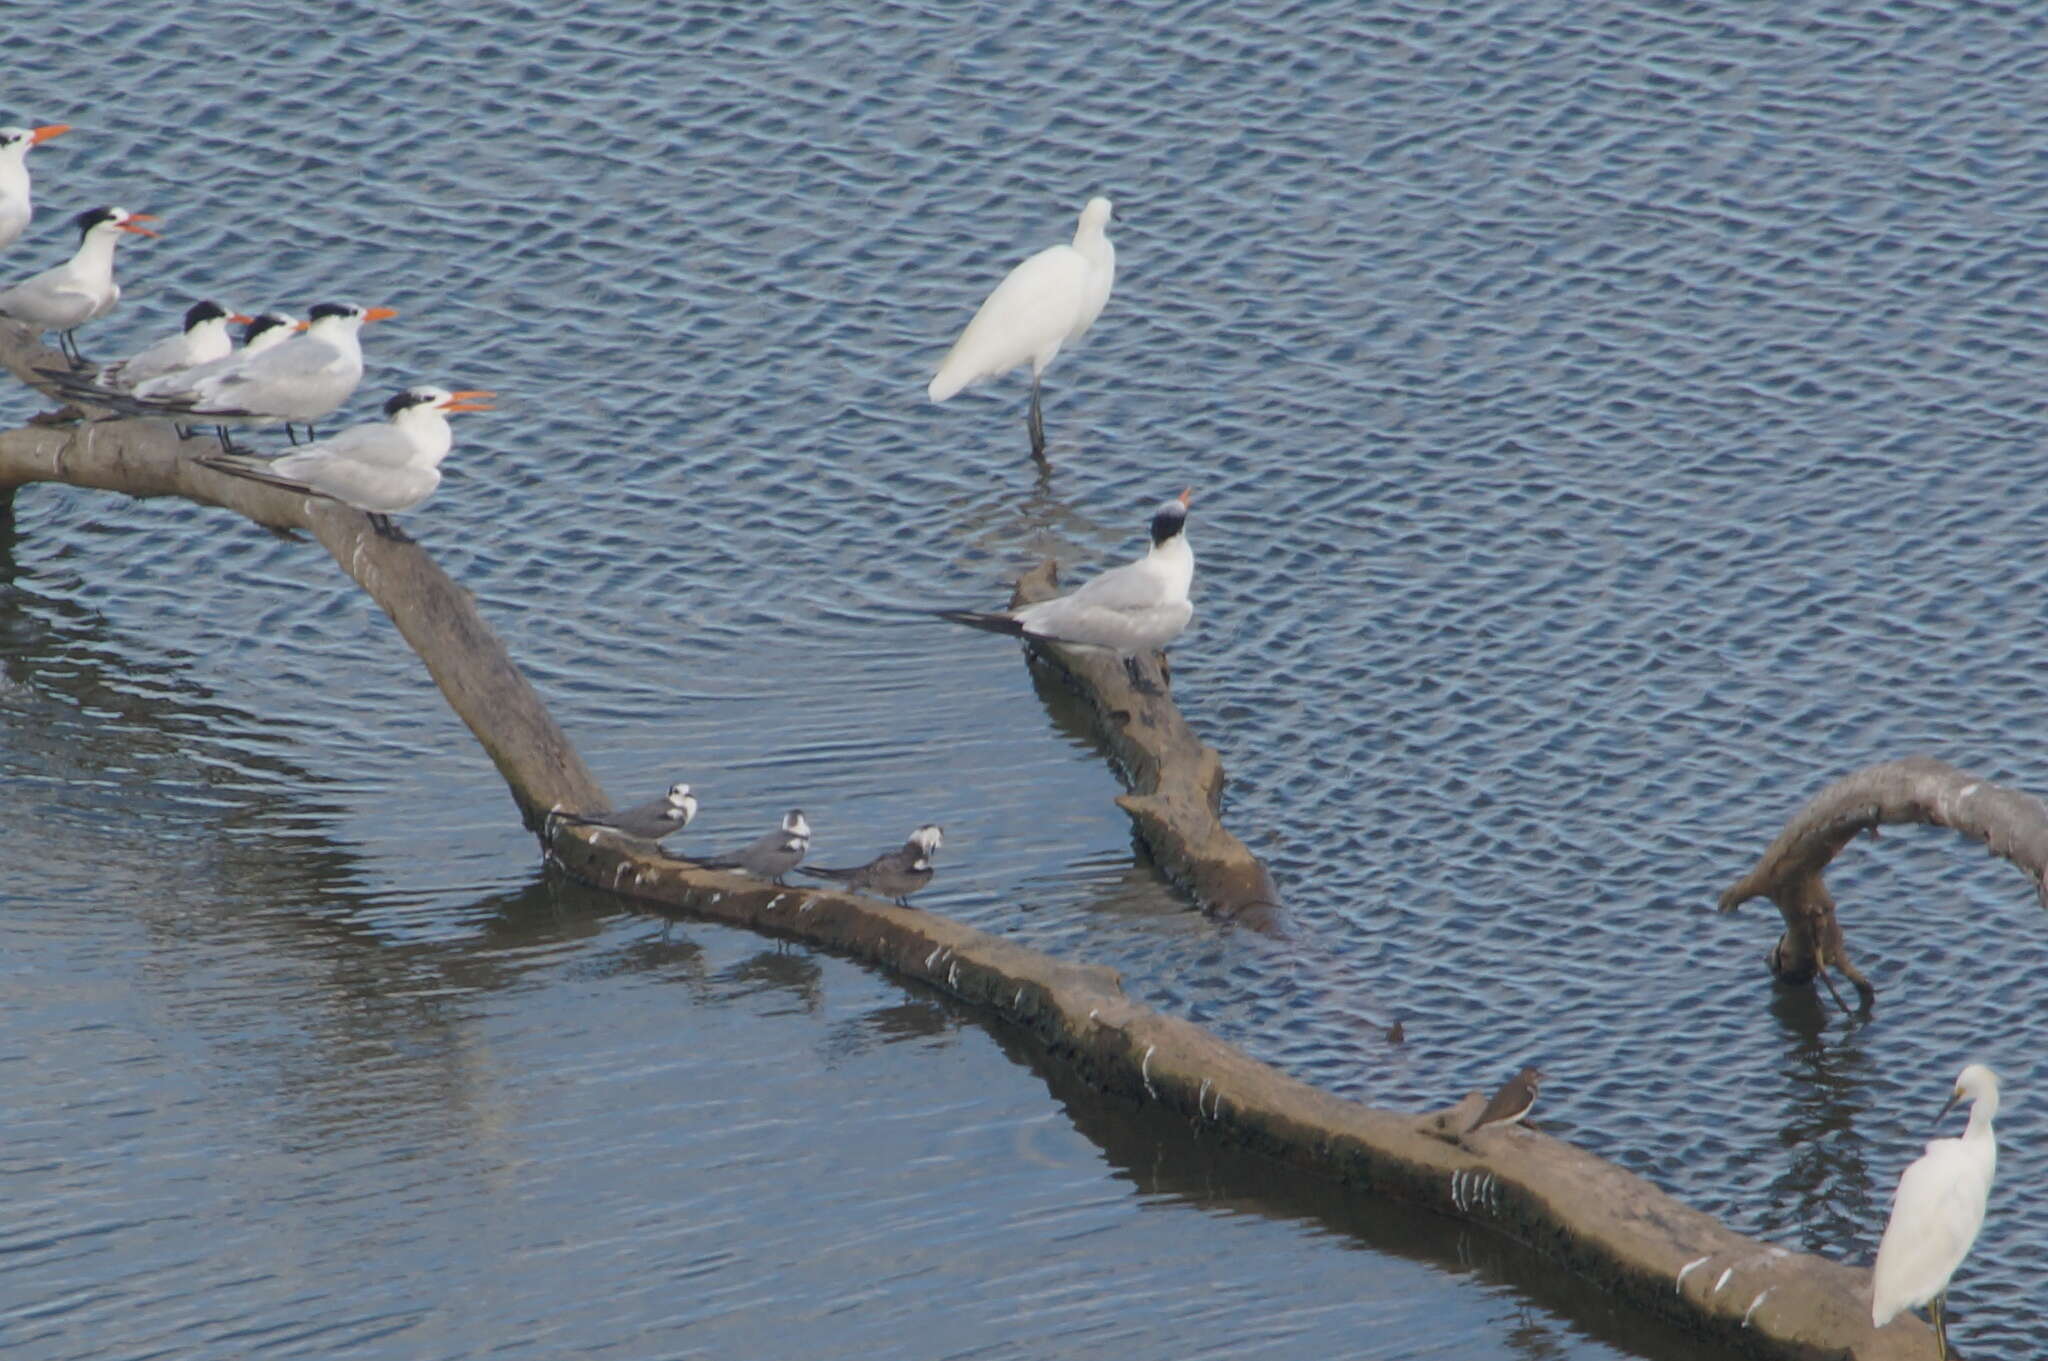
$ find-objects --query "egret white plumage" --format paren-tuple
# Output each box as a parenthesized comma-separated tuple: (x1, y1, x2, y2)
(0, 205, 157, 362)
(0, 123, 70, 254)
(1870, 1063, 1999, 1360)
(196, 384, 491, 534)
(938, 489, 1193, 692)
(927, 195, 1115, 461)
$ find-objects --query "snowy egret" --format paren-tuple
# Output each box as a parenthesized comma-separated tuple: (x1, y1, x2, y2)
(927, 195, 1115, 462)
(0, 206, 157, 363)
(937, 489, 1193, 694)
(0, 123, 71, 254)
(1870, 1063, 1999, 1359)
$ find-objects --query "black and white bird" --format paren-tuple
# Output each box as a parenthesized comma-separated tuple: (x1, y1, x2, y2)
(939, 490, 1194, 692)
(1465, 1065, 1545, 1135)
(0, 123, 70, 254)
(927, 196, 1115, 460)
(800, 824, 941, 906)
(555, 782, 698, 846)
(699, 809, 811, 884)
(0, 206, 157, 362)
(93, 300, 253, 392)
(112, 300, 396, 445)
(195, 385, 493, 533)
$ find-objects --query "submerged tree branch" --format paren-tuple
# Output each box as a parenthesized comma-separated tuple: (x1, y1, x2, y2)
(0, 321, 1936, 1358)
(1007, 560, 1281, 924)
(1719, 756, 2048, 1010)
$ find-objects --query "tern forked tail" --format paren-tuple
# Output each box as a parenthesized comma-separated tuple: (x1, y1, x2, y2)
(934, 607, 1027, 637)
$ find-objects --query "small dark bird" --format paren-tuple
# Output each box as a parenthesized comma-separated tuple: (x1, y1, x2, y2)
(699, 809, 811, 884)
(1385, 1019, 1405, 1045)
(556, 782, 697, 845)
(1466, 1065, 1545, 1135)
(800, 824, 942, 906)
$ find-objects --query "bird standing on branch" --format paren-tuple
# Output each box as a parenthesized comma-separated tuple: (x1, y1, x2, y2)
(698, 809, 811, 885)
(1465, 1065, 1545, 1135)
(554, 782, 698, 847)
(0, 205, 157, 364)
(801, 824, 942, 906)
(1871, 1063, 2000, 1360)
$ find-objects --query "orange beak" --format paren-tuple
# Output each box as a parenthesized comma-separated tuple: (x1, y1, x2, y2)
(31, 124, 70, 145)
(118, 212, 159, 238)
(292, 320, 312, 331)
(444, 389, 495, 413)
(362, 306, 398, 323)
(1177, 487, 1193, 508)
(228, 313, 256, 325)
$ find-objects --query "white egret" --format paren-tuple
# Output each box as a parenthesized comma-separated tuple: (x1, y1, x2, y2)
(1870, 1062, 2000, 1359)
(927, 195, 1115, 462)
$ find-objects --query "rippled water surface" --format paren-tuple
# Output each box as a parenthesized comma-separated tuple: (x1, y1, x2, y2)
(5, 1, 2047, 1356)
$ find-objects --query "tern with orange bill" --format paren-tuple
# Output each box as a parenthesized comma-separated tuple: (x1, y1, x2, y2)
(0, 123, 71, 253)
(196, 384, 492, 535)
(112, 300, 397, 446)
(94, 300, 255, 391)
(0, 205, 157, 363)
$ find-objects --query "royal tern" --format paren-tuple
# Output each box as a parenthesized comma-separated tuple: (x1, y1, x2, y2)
(0, 206, 157, 362)
(555, 782, 698, 845)
(195, 384, 491, 533)
(1872, 1063, 2000, 1359)
(699, 809, 811, 885)
(95, 300, 254, 392)
(129, 300, 396, 444)
(928, 196, 1115, 461)
(939, 489, 1193, 692)
(799, 824, 941, 906)
(0, 123, 70, 254)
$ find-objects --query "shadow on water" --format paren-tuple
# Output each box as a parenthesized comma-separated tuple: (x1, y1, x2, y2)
(1766, 983, 1881, 1254)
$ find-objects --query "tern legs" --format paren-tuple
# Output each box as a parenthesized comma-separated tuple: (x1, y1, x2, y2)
(1123, 654, 1166, 697)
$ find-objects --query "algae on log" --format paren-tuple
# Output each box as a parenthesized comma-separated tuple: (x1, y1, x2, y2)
(0, 320, 1937, 1358)
(1719, 756, 2048, 1011)
(1006, 559, 1281, 923)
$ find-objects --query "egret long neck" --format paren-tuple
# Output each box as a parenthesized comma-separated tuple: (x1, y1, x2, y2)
(1965, 1088, 1999, 1142)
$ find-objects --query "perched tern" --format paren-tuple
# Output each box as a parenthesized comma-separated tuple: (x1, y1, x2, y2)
(0, 124, 70, 254)
(928, 196, 1115, 461)
(95, 300, 253, 392)
(195, 384, 492, 533)
(0, 206, 157, 362)
(555, 782, 698, 845)
(127, 300, 396, 444)
(800, 824, 942, 906)
(939, 490, 1193, 692)
(698, 809, 811, 885)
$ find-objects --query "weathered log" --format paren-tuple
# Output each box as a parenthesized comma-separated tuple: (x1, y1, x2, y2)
(0, 322, 1937, 1358)
(1006, 559, 1281, 924)
(1719, 756, 2048, 1010)
(0, 319, 604, 830)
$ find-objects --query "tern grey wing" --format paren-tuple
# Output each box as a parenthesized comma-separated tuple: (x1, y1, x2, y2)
(267, 454, 439, 514)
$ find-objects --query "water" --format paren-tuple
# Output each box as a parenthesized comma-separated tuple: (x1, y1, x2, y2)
(4, 0, 2045, 1355)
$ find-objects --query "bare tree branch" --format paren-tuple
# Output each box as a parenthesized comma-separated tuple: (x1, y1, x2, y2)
(0, 318, 1935, 1358)
(1007, 560, 1282, 924)
(1720, 755, 2048, 1010)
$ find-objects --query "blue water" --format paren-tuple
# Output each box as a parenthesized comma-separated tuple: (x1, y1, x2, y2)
(4, 0, 2045, 1356)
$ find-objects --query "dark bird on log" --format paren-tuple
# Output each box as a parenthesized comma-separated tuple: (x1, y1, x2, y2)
(698, 808, 811, 884)
(800, 824, 941, 906)
(555, 782, 698, 845)
(937, 490, 1193, 693)
(1466, 1065, 1545, 1135)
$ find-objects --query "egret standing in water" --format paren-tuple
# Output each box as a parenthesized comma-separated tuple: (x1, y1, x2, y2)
(927, 195, 1115, 463)
(1870, 1063, 2000, 1359)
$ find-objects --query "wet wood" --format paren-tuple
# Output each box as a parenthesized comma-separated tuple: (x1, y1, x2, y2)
(1719, 756, 2048, 1011)
(1007, 559, 1281, 923)
(0, 321, 1936, 1358)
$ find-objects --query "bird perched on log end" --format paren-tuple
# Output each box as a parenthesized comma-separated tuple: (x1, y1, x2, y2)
(1871, 1062, 2000, 1361)
(0, 205, 157, 364)
(1466, 1065, 1545, 1136)
(698, 808, 811, 885)
(938, 490, 1193, 694)
(800, 824, 941, 906)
